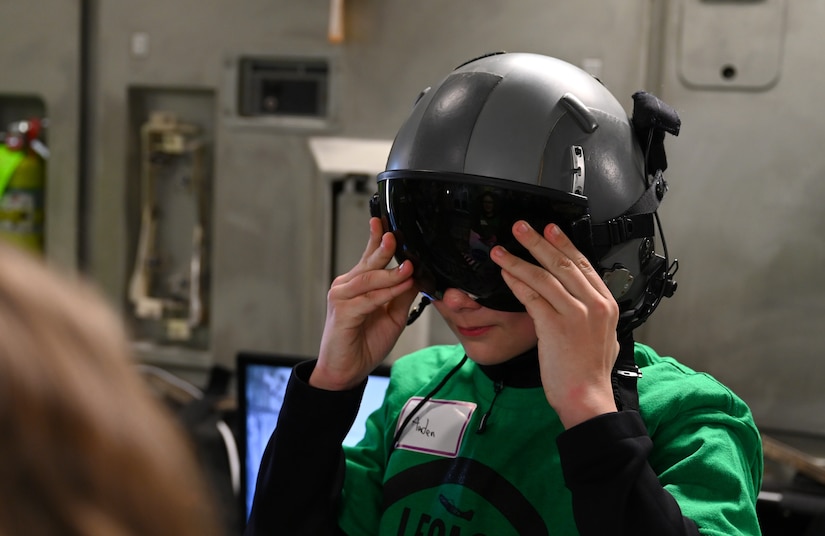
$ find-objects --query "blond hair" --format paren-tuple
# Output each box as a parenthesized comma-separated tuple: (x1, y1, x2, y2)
(0, 242, 222, 536)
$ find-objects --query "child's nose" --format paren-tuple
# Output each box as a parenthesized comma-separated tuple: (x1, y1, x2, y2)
(440, 288, 482, 310)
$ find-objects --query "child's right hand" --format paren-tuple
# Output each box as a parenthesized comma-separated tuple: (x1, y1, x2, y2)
(491, 221, 620, 428)
(311, 217, 418, 391)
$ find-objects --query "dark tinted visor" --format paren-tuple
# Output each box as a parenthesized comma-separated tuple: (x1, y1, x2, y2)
(375, 170, 592, 312)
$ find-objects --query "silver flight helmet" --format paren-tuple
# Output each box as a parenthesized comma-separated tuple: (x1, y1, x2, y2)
(371, 52, 680, 333)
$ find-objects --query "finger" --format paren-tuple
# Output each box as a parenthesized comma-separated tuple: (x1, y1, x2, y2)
(541, 223, 613, 301)
(508, 221, 607, 302)
(337, 218, 397, 285)
(361, 219, 399, 270)
(498, 267, 563, 319)
(492, 246, 567, 317)
(385, 285, 421, 326)
(490, 221, 588, 304)
(329, 260, 415, 315)
(347, 217, 381, 265)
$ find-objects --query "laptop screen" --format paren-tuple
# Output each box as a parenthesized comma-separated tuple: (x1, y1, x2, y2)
(236, 352, 392, 523)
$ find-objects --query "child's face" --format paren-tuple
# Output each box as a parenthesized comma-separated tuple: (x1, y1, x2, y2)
(432, 288, 538, 365)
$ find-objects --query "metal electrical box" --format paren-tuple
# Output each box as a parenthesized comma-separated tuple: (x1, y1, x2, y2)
(238, 57, 330, 118)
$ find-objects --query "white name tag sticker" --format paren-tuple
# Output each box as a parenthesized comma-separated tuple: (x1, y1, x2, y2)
(395, 397, 477, 458)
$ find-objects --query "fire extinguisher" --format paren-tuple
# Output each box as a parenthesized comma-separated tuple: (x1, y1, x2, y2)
(0, 118, 47, 253)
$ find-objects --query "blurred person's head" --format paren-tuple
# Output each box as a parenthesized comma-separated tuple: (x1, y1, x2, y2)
(0, 241, 222, 536)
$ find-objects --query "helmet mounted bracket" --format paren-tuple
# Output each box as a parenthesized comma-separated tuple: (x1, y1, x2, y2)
(570, 145, 585, 195)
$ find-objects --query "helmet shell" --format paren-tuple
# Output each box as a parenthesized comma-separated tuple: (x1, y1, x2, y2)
(380, 52, 674, 326)
(385, 52, 647, 224)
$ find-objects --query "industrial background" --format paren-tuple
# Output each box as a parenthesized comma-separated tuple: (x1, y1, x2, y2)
(2, 0, 823, 533)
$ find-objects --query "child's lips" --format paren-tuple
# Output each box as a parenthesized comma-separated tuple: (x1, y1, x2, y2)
(457, 325, 493, 337)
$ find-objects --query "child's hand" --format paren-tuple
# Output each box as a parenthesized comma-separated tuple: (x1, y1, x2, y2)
(490, 220, 620, 428)
(312, 217, 418, 391)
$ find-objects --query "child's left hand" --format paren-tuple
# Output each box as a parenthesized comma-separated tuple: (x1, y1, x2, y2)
(490, 220, 620, 428)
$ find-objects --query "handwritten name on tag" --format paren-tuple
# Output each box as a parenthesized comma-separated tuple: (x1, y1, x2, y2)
(395, 398, 477, 458)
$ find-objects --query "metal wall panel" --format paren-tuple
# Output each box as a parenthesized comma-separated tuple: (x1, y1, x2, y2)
(638, 0, 825, 434)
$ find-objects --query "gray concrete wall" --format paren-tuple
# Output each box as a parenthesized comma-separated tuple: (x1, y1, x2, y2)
(83, 0, 653, 373)
(637, 0, 825, 434)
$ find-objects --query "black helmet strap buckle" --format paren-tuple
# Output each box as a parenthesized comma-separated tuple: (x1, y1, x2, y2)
(587, 166, 667, 254)
(589, 213, 656, 253)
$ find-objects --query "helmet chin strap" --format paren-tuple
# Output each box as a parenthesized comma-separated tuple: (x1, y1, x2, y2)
(612, 333, 641, 412)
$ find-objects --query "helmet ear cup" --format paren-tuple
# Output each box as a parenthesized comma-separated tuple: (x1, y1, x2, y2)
(616, 252, 678, 337)
(599, 240, 647, 303)
(602, 265, 636, 302)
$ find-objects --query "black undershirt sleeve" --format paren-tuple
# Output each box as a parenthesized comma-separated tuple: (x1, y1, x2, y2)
(243, 360, 364, 536)
(556, 411, 701, 536)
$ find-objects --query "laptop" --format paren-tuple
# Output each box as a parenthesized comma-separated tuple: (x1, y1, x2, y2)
(236, 351, 392, 523)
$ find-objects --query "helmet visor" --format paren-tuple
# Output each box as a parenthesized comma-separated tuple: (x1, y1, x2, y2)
(375, 170, 592, 312)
